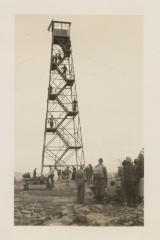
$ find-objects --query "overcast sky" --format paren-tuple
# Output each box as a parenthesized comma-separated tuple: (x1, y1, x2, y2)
(15, 15, 143, 173)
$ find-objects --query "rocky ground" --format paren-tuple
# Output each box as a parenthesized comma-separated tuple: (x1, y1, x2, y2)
(14, 180, 144, 226)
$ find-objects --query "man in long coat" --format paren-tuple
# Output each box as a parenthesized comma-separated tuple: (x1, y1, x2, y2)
(75, 164, 86, 203)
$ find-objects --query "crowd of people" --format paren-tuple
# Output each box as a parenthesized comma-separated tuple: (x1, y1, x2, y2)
(22, 149, 144, 207)
(118, 149, 144, 207)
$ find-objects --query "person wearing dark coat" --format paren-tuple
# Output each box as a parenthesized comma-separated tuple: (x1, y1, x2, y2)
(87, 164, 93, 184)
(33, 168, 37, 178)
(118, 161, 127, 204)
(75, 165, 86, 203)
(138, 151, 144, 202)
(123, 157, 137, 207)
(71, 166, 76, 180)
(134, 159, 140, 202)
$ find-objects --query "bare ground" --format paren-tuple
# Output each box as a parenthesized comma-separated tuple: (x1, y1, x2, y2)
(14, 181, 144, 226)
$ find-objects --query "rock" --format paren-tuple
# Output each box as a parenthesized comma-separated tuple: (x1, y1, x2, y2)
(24, 214, 32, 219)
(73, 212, 113, 226)
(128, 221, 134, 225)
(61, 209, 71, 216)
(45, 221, 64, 226)
(15, 213, 23, 219)
(86, 213, 112, 226)
(34, 208, 42, 213)
(22, 210, 31, 214)
(90, 204, 104, 212)
(31, 213, 41, 218)
(39, 216, 47, 221)
(107, 204, 113, 208)
(58, 206, 72, 216)
(74, 206, 91, 215)
(40, 211, 47, 216)
(73, 214, 89, 225)
(137, 203, 144, 210)
(60, 215, 74, 225)
(32, 217, 47, 225)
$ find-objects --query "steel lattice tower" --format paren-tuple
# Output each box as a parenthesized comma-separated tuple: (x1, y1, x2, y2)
(41, 20, 85, 175)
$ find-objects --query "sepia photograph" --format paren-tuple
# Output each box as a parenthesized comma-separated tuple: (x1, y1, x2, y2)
(15, 15, 144, 226)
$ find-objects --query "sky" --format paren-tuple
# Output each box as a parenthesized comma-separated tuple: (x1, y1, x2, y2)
(15, 15, 143, 173)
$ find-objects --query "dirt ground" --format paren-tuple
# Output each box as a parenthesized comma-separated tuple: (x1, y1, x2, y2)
(14, 180, 144, 226)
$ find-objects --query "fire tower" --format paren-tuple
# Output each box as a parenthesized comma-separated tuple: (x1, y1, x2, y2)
(41, 20, 85, 175)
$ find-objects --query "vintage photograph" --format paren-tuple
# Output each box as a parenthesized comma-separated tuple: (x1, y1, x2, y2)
(15, 15, 144, 226)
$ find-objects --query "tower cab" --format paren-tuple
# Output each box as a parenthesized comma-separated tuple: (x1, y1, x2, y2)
(53, 21, 71, 38)
(49, 21, 71, 58)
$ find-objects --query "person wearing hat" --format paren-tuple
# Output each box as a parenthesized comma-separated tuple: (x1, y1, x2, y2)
(48, 166, 55, 187)
(64, 166, 71, 185)
(33, 168, 37, 178)
(123, 157, 137, 207)
(93, 158, 108, 203)
(87, 164, 93, 185)
(134, 158, 140, 202)
(118, 160, 127, 204)
(137, 149, 144, 203)
(75, 164, 86, 203)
